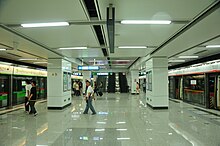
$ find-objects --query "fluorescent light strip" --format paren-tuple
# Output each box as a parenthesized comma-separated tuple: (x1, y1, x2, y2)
(117, 138, 130, 140)
(168, 60, 185, 63)
(116, 129, 127, 131)
(206, 45, 220, 48)
(0, 49, 6, 51)
(89, 60, 104, 62)
(19, 58, 38, 61)
(121, 20, 171, 24)
(96, 122, 106, 124)
(95, 129, 105, 132)
(118, 46, 147, 49)
(116, 122, 126, 124)
(59, 47, 87, 50)
(21, 22, 69, 28)
(178, 56, 198, 59)
(33, 62, 48, 64)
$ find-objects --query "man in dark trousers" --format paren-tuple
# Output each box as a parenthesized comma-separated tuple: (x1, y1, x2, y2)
(29, 81, 38, 116)
(83, 80, 96, 115)
(25, 80, 32, 113)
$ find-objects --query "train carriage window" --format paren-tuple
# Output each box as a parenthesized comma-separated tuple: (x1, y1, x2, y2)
(183, 74, 205, 106)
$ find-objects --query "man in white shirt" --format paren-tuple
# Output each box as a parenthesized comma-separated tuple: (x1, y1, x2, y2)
(25, 80, 32, 113)
(83, 80, 96, 115)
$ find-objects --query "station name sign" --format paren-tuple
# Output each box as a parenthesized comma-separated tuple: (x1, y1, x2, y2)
(78, 66, 100, 71)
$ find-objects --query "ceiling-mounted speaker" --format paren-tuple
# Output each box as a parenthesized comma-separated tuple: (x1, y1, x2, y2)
(107, 4, 115, 53)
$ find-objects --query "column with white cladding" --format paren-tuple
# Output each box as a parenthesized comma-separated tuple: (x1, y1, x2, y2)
(47, 59, 72, 109)
(146, 57, 168, 109)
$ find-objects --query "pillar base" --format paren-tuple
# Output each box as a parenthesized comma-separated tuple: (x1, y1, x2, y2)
(47, 103, 71, 110)
(147, 103, 168, 110)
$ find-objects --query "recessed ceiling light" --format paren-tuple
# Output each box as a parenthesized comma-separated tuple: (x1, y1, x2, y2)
(117, 138, 130, 140)
(0, 48, 6, 51)
(116, 121, 126, 124)
(118, 46, 147, 49)
(0, 62, 12, 65)
(89, 60, 104, 62)
(168, 60, 185, 63)
(121, 20, 171, 25)
(206, 45, 220, 48)
(96, 122, 106, 124)
(116, 129, 127, 131)
(95, 129, 105, 132)
(19, 58, 38, 61)
(33, 62, 48, 64)
(21, 22, 69, 28)
(59, 47, 87, 50)
(178, 56, 199, 59)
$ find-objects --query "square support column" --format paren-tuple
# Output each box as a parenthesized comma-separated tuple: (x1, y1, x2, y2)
(146, 57, 168, 109)
(47, 59, 72, 109)
(130, 70, 139, 94)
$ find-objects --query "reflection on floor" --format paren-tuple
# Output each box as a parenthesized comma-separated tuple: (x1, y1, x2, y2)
(1, 93, 220, 146)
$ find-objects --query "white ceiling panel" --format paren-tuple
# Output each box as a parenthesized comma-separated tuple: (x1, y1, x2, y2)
(0, 0, 87, 24)
(203, 37, 220, 46)
(56, 48, 104, 58)
(114, 24, 184, 46)
(0, 0, 219, 69)
(98, 0, 215, 20)
(15, 25, 99, 48)
(0, 27, 60, 60)
(109, 48, 152, 58)
(155, 8, 220, 57)
(169, 37, 220, 65)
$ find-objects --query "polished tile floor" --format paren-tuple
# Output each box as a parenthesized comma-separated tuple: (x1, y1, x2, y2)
(1, 93, 220, 146)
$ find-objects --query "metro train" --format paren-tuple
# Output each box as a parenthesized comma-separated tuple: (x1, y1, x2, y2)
(0, 64, 82, 109)
(0, 64, 47, 109)
(138, 61, 220, 110)
(169, 62, 220, 110)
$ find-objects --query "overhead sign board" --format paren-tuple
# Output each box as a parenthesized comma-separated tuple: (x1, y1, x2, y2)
(78, 66, 100, 71)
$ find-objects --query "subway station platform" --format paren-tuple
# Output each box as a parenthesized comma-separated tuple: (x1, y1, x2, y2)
(1, 93, 220, 146)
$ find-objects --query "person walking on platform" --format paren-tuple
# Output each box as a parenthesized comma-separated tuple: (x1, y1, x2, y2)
(83, 80, 96, 115)
(25, 80, 32, 113)
(75, 81, 80, 96)
(79, 81, 83, 95)
(136, 82, 140, 94)
(29, 81, 38, 116)
(94, 81, 99, 96)
(98, 81, 103, 96)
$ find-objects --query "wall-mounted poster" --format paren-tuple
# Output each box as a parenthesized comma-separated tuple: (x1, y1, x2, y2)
(146, 72, 149, 90)
(146, 71, 152, 91)
(68, 72, 71, 90)
(63, 72, 68, 92)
